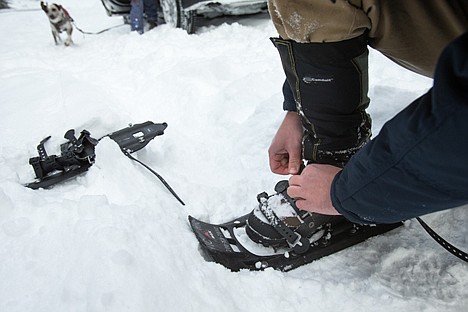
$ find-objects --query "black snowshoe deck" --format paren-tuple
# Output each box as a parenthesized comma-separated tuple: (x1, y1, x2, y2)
(189, 214, 402, 271)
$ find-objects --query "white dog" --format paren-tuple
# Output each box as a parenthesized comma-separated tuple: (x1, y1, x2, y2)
(41, 1, 73, 46)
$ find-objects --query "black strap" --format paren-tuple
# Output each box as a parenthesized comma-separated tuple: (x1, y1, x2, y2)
(123, 150, 185, 206)
(99, 122, 184, 205)
(416, 217, 468, 262)
(257, 193, 309, 254)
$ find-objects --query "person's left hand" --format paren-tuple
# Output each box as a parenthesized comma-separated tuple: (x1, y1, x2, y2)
(287, 164, 342, 215)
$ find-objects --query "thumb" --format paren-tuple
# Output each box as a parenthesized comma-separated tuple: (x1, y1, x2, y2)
(288, 156, 302, 175)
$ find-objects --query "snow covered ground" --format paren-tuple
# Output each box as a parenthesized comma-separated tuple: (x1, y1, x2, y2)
(1, 1, 467, 311)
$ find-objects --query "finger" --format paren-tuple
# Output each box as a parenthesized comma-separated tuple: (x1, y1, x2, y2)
(294, 199, 307, 211)
(280, 157, 289, 167)
(288, 158, 302, 175)
(269, 159, 289, 175)
(287, 149, 302, 174)
(288, 174, 301, 186)
(287, 184, 303, 199)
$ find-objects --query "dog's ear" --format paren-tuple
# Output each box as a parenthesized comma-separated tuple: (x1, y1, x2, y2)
(40, 1, 48, 13)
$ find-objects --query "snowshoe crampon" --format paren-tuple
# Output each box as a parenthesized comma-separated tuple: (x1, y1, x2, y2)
(189, 180, 402, 271)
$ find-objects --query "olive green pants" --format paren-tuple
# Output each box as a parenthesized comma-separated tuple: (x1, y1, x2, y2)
(268, 0, 468, 77)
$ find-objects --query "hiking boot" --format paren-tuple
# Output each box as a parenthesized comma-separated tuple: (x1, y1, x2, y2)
(245, 180, 347, 250)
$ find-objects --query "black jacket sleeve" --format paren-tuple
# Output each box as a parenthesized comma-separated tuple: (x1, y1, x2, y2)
(331, 32, 468, 224)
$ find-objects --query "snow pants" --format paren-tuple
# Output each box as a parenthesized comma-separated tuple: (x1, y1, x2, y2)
(268, 0, 468, 166)
(268, 0, 468, 77)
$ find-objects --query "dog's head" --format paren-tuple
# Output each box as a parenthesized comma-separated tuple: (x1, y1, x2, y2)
(41, 2, 63, 20)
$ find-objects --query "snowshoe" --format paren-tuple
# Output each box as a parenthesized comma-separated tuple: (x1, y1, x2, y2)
(26, 121, 169, 187)
(189, 180, 402, 271)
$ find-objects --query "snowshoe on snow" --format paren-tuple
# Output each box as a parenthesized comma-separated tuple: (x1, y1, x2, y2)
(26, 122, 165, 186)
(26, 121, 184, 204)
(189, 180, 402, 271)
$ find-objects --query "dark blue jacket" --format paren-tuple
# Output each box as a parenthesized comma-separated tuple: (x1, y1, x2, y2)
(331, 32, 468, 224)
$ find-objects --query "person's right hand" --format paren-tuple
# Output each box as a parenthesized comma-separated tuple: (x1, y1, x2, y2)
(268, 111, 303, 175)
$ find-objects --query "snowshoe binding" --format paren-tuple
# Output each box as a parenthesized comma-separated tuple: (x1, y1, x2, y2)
(26, 129, 98, 189)
(189, 180, 402, 271)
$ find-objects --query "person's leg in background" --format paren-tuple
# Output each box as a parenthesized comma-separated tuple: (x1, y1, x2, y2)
(130, 0, 144, 33)
(144, 0, 159, 30)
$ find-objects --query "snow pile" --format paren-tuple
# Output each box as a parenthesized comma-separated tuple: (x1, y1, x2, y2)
(0, 1, 467, 311)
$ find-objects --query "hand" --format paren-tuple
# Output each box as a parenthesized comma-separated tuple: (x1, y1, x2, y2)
(268, 112, 303, 175)
(287, 164, 342, 215)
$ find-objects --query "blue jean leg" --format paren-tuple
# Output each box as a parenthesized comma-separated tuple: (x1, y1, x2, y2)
(144, 0, 158, 23)
(130, 0, 144, 33)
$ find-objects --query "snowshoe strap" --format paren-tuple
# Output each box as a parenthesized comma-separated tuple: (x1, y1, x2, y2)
(274, 180, 297, 209)
(121, 150, 185, 206)
(257, 192, 309, 254)
(37, 136, 51, 161)
(64, 129, 82, 151)
(273, 180, 333, 237)
(416, 217, 468, 262)
(103, 122, 185, 206)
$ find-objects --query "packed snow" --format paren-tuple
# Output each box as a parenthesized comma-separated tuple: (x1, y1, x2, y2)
(1, 0, 467, 311)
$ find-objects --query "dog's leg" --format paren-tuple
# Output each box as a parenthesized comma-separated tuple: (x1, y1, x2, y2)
(52, 30, 61, 45)
(64, 26, 73, 46)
